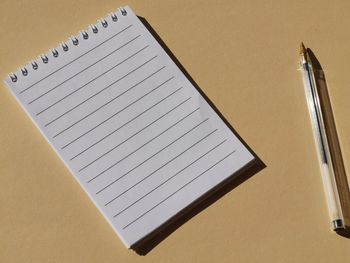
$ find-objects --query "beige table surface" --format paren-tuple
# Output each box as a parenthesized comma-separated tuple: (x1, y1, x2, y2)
(1, 0, 350, 262)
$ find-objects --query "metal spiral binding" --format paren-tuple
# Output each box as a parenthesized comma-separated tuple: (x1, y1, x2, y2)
(101, 18, 108, 28)
(31, 61, 38, 70)
(41, 55, 49, 64)
(61, 43, 69, 52)
(91, 24, 98, 34)
(52, 49, 59, 57)
(81, 31, 89, 40)
(111, 13, 118, 22)
(21, 67, 28, 76)
(10, 73, 17, 82)
(71, 36, 79, 46)
(8, 7, 128, 82)
(120, 7, 127, 16)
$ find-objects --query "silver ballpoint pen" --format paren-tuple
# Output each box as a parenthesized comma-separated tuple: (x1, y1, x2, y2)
(299, 43, 345, 231)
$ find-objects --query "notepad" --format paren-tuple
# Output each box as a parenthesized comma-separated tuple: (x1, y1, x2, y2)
(4, 6, 255, 248)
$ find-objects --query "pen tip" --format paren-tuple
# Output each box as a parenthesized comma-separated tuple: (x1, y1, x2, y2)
(300, 42, 306, 55)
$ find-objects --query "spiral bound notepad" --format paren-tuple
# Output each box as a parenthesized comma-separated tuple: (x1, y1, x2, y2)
(4, 6, 254, 248)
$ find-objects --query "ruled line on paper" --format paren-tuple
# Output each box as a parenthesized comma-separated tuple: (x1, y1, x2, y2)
(122, 150, 236, 230)
(70, 96, 192, 161)
(88, 114, 207, 184)
(94, 126, 216, 195)
(109, 139, 227, 209)
(52, 54, 158, 139)
(79, 100, 196, 173)
(19, 24, 133, 94)
(44, 65, 166, 127)
(36, 36, 143, 115)
(60, 79, 177, 150)
(30, 42, 148, 106)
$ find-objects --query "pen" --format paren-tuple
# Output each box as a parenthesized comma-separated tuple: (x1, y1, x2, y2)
(299, 43, 345, 231)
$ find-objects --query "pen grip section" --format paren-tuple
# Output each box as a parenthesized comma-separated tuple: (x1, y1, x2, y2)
(321, 163, 343, 221)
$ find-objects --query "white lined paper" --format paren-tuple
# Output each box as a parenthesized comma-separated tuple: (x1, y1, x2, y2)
(4, 6, 254, 248)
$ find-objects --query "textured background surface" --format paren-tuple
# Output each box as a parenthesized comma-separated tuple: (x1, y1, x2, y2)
(1, 0, 350, 262)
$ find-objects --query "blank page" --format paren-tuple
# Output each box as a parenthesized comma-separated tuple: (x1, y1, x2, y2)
(4, 6, 254, 248)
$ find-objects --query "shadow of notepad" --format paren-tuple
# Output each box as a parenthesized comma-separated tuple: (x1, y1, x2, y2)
(131, 16, 266, 255)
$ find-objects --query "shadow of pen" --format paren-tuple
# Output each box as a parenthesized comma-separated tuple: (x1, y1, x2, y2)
(307, 48, 350, 237)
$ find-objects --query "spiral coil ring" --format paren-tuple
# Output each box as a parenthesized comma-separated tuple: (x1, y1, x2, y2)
(41, 55, 49, 64)
(52, 49, 59, 57)
(91, 24, 98, 34)
(10, 73, 18, 82)
(111, 13, 118, 22)
(9, 7, 128, 82)
(72, 36, 79, 46)
(120, 7, 127, 16)
(31, 61, 38, 70)
(82, 31, 89, 40)
(62, 43, 69, 51)
(21, 67, 28, 76)
(101, 18, 108, 28)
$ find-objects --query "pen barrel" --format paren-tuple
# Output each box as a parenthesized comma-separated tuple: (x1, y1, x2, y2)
(300, 60, 344, 230)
